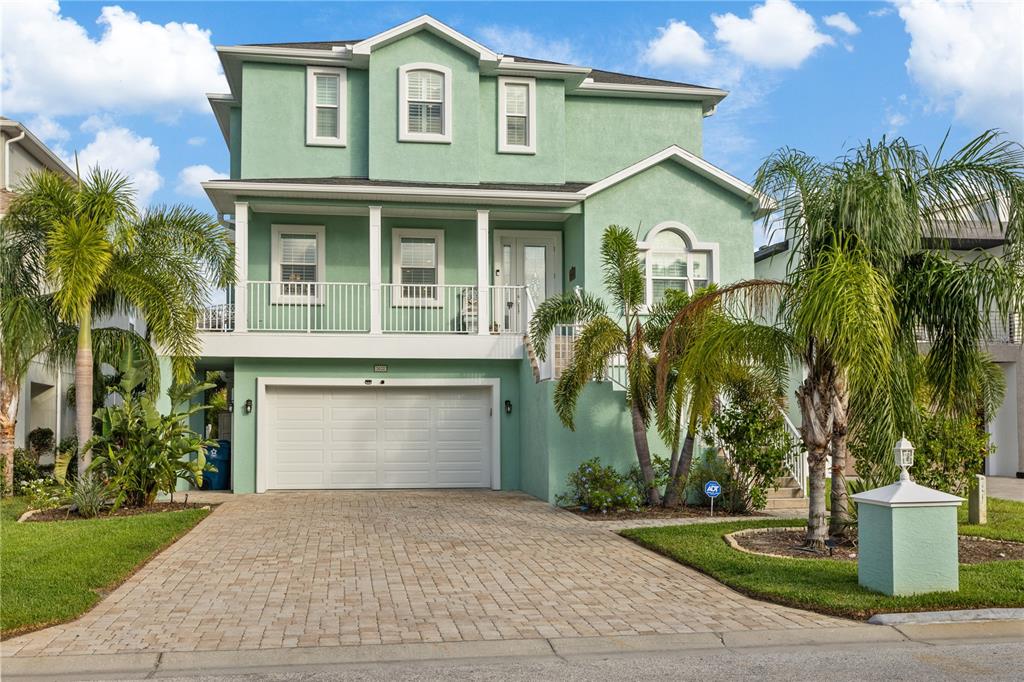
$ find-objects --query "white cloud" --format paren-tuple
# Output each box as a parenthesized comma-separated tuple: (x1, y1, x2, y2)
(187, 136, 206, 147)
(712, 0, 834, 69)
(1, 1, 226, 117)
(27, 115, 70, 143)
(642, 19, 712, 69)
(69, 126, 162, 206)
(175, 164, 225, 198)
(476, 26, 580, 64)
(885, 108, 909, 134)
(869, 7, 894, 18)
(824, 12, 861, 35)
(897, 0, 1023, 136)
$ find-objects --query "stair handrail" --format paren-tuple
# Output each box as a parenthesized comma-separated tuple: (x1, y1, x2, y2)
(778, 408, 808, 496)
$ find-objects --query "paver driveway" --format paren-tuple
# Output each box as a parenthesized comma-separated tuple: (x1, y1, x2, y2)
(4, 491, 844, 656)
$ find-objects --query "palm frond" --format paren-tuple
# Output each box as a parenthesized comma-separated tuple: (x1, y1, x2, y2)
(528, 289, 607, 360)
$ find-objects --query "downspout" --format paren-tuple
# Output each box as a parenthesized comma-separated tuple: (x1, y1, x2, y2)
(4, 129, 27, 190)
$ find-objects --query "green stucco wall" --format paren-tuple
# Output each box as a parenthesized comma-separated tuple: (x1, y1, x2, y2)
(240, 62, 369, 178)
(857, 503, 960, 595)
(367, 31, 480, 183)
(478, 77, 566, 184)
(565, 96, 703, 181)
(229, 107, 242, 179)
(230, 358, 522, 494)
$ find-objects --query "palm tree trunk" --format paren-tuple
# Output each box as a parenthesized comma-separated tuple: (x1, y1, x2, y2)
(75, 308, 93, 477)
(663, 433, 694, 507)
(631, 401, 661, 506)
(829, 376, 850, 538)
(797, 366, 833, 550)
(0, 377, 17, 495)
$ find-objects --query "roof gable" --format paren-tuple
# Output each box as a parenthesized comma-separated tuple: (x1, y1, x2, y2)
(580, 145, 774, 215)
(352, 15, 499, 62)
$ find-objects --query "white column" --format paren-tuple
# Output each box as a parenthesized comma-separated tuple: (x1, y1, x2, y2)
(369, 206, 383, 334)
(233, 202, 249, 333)
(54, 370, 62, 442)
(476, 210, 490, 335)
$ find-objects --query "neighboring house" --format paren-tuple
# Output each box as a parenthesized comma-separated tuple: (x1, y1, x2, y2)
(192, 16, 771, 501)
(754, 216, 1023, 481)
(1, 118, 78, 452)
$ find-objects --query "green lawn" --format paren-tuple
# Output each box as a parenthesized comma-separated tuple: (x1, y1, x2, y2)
(0, 497, 210, 638)
(621, 498, 1024, 620)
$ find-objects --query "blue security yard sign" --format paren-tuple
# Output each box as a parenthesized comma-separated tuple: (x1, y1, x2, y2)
(705, 480, 722, 516)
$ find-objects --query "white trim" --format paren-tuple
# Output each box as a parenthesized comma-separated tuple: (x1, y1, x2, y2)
(497, 76, 536, 154)
(202, 180, 583, 213)
(491, 230, 562, 298)
(638, 221, 719, 308)
(476, 211, 491, 336)
(198, 331, 524, 360)
(270, 224, 326, 304)
(399, 63, 453, 144)
(580, 145, 775, 215)
(233, 202, 249, 332)
(574, 80, 727, 114)
(255, 376, 502, 493)
(352, 15, 500, 62)
(369, 206, 383, 334)
(391, 227, 445, 305)
(305, 66, 347, 147)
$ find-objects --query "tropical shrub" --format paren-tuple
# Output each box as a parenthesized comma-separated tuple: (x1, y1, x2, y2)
(27, 427, 54, 460)
(12, 448, 40, 487)
(558, 458, 643, 513)
(685, 449, 746, 514)
(70, 476, 109, 518)
(710, 385, 793, 511)
(86, 353, 216, 509)
(628, 454, 672, 503)
(19, 477, 71, 511)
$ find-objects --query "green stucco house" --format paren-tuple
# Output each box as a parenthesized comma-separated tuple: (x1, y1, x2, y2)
(189, 15, 771, 501)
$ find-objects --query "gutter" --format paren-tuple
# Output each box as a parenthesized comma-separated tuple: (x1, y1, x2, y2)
(4, 129, 26, 190)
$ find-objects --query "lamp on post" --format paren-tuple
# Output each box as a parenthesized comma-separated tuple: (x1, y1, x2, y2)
(894, 435, 915, 482)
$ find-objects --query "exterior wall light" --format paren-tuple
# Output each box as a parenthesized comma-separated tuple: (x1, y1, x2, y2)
(244, 399, 253, 415)
(894, 435, 915, 481)
(504, 400, 512, 414)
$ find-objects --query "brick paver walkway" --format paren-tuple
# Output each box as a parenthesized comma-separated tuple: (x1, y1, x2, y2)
(3, 491, 844, 656)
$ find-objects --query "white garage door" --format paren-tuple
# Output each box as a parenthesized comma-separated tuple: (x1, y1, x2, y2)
(265, 385, 492, 489)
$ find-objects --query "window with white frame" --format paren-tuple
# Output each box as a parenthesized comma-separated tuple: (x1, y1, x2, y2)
(644, 227, 714, 305)
(498, 77, 536, 153)
(399, 64, 452, 143)
(306, 66, 347, 146)
(392, 228, 444, 304)
(271, 225, 325, 303)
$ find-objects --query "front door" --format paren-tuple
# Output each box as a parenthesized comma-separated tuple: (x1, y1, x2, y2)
(492, 230, 562, 331)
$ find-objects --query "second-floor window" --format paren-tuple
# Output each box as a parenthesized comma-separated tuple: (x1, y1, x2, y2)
(392, 228, 445, 305)
(306, 66, 347, 146)
(272, 225, 325, 303)
(399, 64, 452, 143)
(644, 226, 714, 306)
(498, 77, 536, 154)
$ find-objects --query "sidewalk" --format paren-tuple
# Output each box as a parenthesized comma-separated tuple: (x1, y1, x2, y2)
(3, 620, 1021, 680)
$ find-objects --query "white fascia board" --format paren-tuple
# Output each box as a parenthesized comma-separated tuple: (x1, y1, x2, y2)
(207, 93, 237, 145)
(216, 46, 355, 99)
(579, 145, 775, 215)
(351, 15, 499, 62)
(198, 332, 524, 360)
(202, 181, 583, 213)
(0, 120, 76, 180)
(573, 80, 727, 114)
(489, 58, 591, 84)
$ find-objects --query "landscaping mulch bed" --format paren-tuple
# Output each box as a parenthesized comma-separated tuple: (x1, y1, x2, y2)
(732, 528, 1024, 564)
(27, 502, 214, 523)
(567, 505, 759, 521)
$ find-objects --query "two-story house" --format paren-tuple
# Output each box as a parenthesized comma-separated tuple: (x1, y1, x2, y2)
(192, 16, 771, 501)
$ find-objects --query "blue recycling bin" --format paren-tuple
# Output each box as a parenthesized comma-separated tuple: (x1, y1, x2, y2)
(202, 439, 231, 491)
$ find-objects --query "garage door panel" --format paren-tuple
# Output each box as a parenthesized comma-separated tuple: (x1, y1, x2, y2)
(266, 385, 491, 490)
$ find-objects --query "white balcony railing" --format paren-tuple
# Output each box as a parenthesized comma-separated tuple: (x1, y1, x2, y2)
(915, 310, 1021, 345)
(197, 282, 526, 335)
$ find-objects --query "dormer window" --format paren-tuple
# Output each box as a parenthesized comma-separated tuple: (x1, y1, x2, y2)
(498, 77, 536, 154)
(306, 66, 346, 146)
(399, 63, 452, 143)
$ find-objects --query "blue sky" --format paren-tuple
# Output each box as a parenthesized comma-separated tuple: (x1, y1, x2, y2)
(2, 1, 1021, 246)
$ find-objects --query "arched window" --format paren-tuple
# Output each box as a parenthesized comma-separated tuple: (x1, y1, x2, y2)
(399, 63, 452, 143)
(641, 223, 716, 305)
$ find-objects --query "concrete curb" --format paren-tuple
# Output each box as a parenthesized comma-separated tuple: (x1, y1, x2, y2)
(1, 623, 992, 680)
(869, 608, 1024, 625)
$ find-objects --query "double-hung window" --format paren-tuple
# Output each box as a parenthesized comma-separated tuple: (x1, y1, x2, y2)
(392, 228, 444, 305)
(498, 77, 536, 154)
(645, 228, 714, 305)
(306, 66, 346, 146)
(399, 64, 452, 143)
(271, 225, 325, 303)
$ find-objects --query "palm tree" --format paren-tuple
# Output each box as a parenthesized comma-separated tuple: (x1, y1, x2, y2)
(657, 131, 1023, 548)
(1, 168, 234, 477)
(529, 226, 669, 505)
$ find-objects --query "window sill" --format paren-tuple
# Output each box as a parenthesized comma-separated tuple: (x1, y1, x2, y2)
(497, 146, 536, 155)
(399, 133, 452, 144)
(305, 139, 347, 148)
